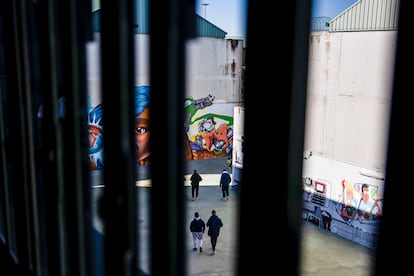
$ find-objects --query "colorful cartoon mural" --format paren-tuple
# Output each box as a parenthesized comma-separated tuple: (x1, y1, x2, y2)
(302, 176, 383, 249)
(184, 95, 234, 160)
(337, 181, 382, 222)
(87, 90, 234, 168)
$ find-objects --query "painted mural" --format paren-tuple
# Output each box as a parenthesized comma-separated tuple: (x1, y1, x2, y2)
(184, 94, 233, 160)
(134, 86, 151, 166)
(88, 85, 151, 170)
(302, 177, 383, 249)
(88, 102, 104, 170)
(87, 89, 234, 170)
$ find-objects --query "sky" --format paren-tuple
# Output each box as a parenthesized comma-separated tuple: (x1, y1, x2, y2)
(195, 0, 359, 38)
(195, 0, 247, 38)
(92, 0, 359, 38)
(311, 0, 359, 18)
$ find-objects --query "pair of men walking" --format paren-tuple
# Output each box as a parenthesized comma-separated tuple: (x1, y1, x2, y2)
(190, 168, 232, 201)
(190, 209, 223, 255)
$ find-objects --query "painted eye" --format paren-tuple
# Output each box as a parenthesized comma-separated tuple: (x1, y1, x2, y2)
(135, 126, 149, 134)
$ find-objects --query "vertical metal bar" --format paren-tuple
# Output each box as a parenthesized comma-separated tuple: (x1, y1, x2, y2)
(0, 1, 18, 264)
(57, 0, 93, 275)
(288, 2, 312, 274)
(12, 0, 39, 272)
(374, 0, 412, 274)
(149, 0, 194, 275)
(237, 1, 309, 275)
(34, 0, 67, 274)
(100, 0, 138, 275)
(0, 0, 38, 272)
(0, 3, 17, 270)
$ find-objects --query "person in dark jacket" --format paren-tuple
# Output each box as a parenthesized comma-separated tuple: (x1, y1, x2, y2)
(190, 212, 206, 252)
(206, 209, 223, 255)
(190, 169, 203, 200)
(219, 169, 232, 200)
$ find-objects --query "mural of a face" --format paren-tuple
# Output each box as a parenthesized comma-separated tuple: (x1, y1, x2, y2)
(135, 108, 151, 166)
(344, 182, 354, 206)
(361, 185, 370, 203)
(89, 125, 103, 149)
(134, 86, 151, 166)
(199, 117, 216, 133)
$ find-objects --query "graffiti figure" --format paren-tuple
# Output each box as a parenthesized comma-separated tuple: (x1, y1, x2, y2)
(88, 103, 104, 170)
(355, 184, 382, 220)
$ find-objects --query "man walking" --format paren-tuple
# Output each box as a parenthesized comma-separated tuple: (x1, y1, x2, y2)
(219, 169, 231, 200)
(206, 209, 223, 255)
(190, 169, 202, 200)
(190, 212, 206, 252)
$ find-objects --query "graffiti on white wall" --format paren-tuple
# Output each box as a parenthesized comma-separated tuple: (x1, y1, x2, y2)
(184, 95, 233, 160)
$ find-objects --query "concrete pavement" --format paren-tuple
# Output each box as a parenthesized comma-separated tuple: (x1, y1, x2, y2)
(92, 156, 375, 275)
(133, 157, 238, 275)
(185, 185, 239, 275)
(185, 157, 239, 276)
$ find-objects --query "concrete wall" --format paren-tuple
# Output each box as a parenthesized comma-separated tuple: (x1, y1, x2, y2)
(304, 30, 398, 172)
(185, 37, 244, 103)
(184, 37, 244, 160)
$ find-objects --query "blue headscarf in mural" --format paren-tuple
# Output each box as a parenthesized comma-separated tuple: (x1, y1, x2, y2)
(134, 86, 150, 121)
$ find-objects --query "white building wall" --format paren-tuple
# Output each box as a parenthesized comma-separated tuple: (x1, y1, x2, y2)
(86, 33, 152, 106)
(305, 30, 398, 171)
(88, 34, 244, 106)
(183, 37, 244, 160)
(134, 34, 151, 86)
(185, 37, 244, 103)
